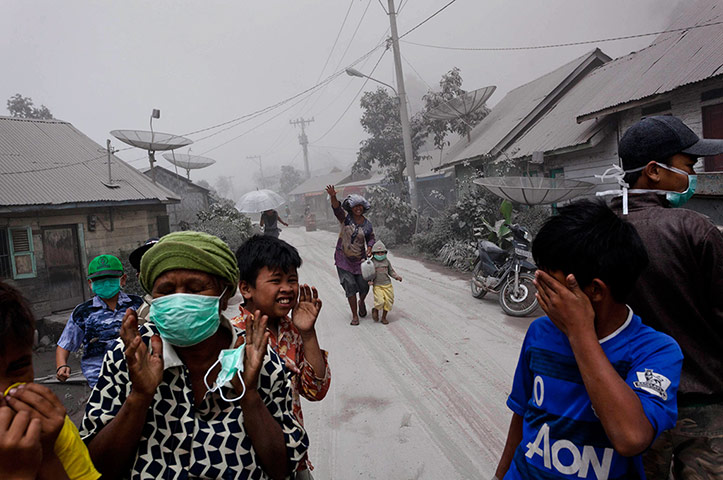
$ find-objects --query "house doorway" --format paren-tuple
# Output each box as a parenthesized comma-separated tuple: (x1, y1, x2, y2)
(42, 226, 85, 312)
(702, 103, 723, 172)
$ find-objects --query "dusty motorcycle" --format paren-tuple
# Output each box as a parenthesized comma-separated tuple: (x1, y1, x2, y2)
(470, 223, 538, 317)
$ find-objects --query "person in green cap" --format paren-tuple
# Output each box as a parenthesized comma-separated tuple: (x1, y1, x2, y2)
(55, 254, 143, 388)
(79, 231, 308, 479)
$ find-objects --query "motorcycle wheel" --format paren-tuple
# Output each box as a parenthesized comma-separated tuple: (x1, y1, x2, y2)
(470, 261, 488, 299)
(499, 272, 538, 317)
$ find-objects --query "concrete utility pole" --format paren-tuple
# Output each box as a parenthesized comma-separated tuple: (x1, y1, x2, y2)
(247, 155, 264, 188)
(290, 117, 314, 179)
(386, 0, 419, 210)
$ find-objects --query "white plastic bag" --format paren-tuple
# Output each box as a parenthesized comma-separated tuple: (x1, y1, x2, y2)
(361, 257, 376, 281)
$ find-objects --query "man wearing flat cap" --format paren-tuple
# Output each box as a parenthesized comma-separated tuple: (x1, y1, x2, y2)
(56, 254, 143, 388)
(80, 231, 308, 479)
(614, 115, 723, 478)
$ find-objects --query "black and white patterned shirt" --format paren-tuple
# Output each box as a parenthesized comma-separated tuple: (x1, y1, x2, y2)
(80, 319, 308, 479)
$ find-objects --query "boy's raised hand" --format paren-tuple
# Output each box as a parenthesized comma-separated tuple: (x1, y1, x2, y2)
(0, 407, 42, 479)
(534, 270, 595, 338)
(3, 383, 66, 451)
(292, 285, 322, 335)
(120, 308, 164, 398)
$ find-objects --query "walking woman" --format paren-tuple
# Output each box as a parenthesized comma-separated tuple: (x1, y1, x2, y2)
(260, 209, 288, 238)
(326, 185, 375, 325)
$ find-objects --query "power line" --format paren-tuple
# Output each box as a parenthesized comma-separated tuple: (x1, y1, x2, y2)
(402, 19, 723, 52)
(312, 47, 388, 143)
(376, 0, 388, 15)
(397, 0, 409, 15)
(180, 43, 384, 139)
(399, 0, 460, 39)
(317, 0, 356, 81)
(2, 146, 135, 175)
(334, 0, 374, 71)
(198, 86, 316, 156)
(299, 1, 378, 118)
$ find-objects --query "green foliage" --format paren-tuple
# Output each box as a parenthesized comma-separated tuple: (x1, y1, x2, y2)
(6, 94, 53, 119)
(186, 202, 253, 252)
(372, 226, 398, 249)
(365, 185, 417, 244)
(438, 240, 476, 271)
(116, 248, 145, 296)
(354, 88, 427, 186)
(279, 165, 303, 195)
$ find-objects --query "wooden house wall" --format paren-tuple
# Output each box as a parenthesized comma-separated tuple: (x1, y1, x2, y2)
(0, 204, 169, 318)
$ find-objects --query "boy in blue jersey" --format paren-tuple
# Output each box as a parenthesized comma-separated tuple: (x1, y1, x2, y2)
(494, 200, 683, 480)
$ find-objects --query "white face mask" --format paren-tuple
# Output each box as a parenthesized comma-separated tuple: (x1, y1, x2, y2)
(203, 343, 246, 403)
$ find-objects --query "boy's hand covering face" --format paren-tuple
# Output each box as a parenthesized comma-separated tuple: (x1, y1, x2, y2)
(0, 407, 42, 478)
(3, 383, 66, 449)
(291, 285, 323, 335)
(534, 270, 595, 338)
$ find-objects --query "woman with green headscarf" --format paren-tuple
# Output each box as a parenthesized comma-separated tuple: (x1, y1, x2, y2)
(79, 231, 308, 480)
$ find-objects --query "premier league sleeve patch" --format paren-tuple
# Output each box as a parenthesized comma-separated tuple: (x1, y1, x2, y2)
(633, 369, 671, 400)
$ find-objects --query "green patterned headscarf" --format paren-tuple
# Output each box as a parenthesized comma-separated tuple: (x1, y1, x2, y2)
(139, 231, 239, 293)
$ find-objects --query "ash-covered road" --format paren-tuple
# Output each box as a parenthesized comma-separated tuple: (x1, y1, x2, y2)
(283, 226, 535, 480)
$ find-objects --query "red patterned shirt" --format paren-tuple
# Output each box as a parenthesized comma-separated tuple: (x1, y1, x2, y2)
(232, 307, 330, 470)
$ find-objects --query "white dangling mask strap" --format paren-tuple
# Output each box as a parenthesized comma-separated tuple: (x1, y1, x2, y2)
(595, 164, 630, 214)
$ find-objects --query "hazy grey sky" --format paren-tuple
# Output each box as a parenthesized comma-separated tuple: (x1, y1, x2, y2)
(2, 0, 682, 196)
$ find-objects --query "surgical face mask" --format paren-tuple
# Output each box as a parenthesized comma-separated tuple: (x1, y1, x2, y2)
(656, 163, 697, 207)
(204, 343, 246, 402)
(373, 254, 387, 261)
(149, 289, 225, 347)
(92, 277, 121, 299)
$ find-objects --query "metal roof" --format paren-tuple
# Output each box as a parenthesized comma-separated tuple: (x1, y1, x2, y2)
(0, 116, 179, 208)
(439, 49, 608, 169)
(288, 169, 352, 196)
(578, 0, 723, 120)
(505, 65, 615, 160)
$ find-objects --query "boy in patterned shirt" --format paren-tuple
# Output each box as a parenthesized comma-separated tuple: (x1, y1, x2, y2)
(494, 200, 682, 480)
(234, 235, 331, 479)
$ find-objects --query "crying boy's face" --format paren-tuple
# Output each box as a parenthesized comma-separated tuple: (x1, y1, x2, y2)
(0, 339, 34, 400)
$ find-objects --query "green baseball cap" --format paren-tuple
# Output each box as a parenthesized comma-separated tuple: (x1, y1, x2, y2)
(87, 254, 123, 279)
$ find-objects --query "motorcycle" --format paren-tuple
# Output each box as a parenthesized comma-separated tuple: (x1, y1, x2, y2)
(470, 223, 539, 317)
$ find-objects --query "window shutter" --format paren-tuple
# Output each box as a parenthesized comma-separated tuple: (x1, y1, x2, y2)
(9, 226, 36, 279)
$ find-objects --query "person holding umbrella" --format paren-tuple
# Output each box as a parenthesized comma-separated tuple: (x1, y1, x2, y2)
(260, 209, 288, 238)
(326, 185, 375, 326)
(237, 189, 289, 239)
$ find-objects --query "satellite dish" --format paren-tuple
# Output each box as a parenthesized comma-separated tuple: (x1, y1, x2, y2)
(111, 129, 193, 182)
(162, 153, 216, 180)
(426, 85, 496, 141)
(473, 176, 594, 206)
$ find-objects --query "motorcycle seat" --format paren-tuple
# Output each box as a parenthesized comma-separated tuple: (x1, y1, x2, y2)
(479, 240, 505, 256)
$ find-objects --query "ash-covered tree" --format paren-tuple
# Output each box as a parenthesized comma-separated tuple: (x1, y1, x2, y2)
(423, 68, 489, 156)
(279, 165, 303, 195)
(6, 94, 54, 119)
(353, 87, 427, 188)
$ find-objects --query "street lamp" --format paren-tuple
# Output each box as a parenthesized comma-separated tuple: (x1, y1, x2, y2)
(345, 68, 419, 209)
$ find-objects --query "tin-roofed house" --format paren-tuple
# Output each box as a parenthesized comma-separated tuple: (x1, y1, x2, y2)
(438, 0, 723, 223)
(140, 165, 213, 230)
(0, 116, 180, 317)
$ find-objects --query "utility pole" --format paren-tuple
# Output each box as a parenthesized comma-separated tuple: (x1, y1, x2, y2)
(247, 155, 264, 188)
(386, 0, 419, 210)
(290, 117, 314, 179)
